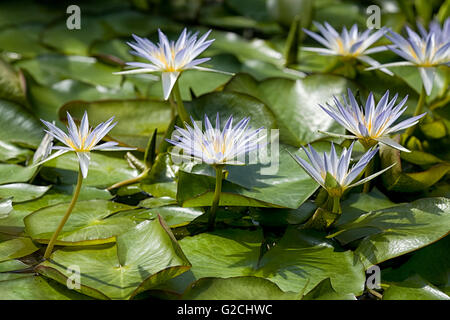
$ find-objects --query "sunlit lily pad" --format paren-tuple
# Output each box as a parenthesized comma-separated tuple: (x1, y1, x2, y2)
(24, 200, 135, 245)
(164, 227, 365, 295)
(37, 218, 191, 299)
(0, 237, 39, 262)
(0, 184, 50, 203)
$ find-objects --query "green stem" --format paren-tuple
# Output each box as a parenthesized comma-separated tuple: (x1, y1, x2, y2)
(168, 94, 176, 121)
(405, 85, 426, 137)
(43, 168, 83, 260)
(362, 157, 374, 193)
(173, 80, 190, 125)
(107, 168, 150, 191)
(331, 196, 341, 214)
(207, 165, 224, 231)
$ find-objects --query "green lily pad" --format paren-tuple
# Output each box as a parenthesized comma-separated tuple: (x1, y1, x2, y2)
(24, 199, 135, 245)
(42, 17, 109, 56)
(139, 196, 177, 208)
(224, 73, 355, 146)
(0, 237, 39, 262)
(182, 276, 302, 300)
(380, 144, 450, 192)
(382, 275, 450, 300)
(40, 152, 138, 188)
(0, 184, 50, 203)
(0, 164, 37, 185)
(0, 186, 111, 236)
(302, 278, 357, 300)
(0, 259, 28, 272)
(0, 275, 92, 300)
(333, 197, 450, 268)
(249, 200, 316, 226)
(118, 205, 204, 228)
(209, 30, 283, 66)
(0, 58, 26, 104)
(165, 227, 365, 295)
(37, 218, 191, 300)
(0, 24, 49, 59)
(382, 236, 450, 289)
(0, 99, 43, 148)
(28, 79, 136, 123)
(0, 140, 33, 164)
(0, 198, 12, 219)
(0, 1, 61, 28)
(185, 90, 277, 129)
(17, 54, 122, 88)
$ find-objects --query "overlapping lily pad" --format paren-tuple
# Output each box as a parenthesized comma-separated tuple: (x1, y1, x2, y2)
(24, 199, 135, 245)
(224, 73, 355, 146)
(40, 152, 138, 188)
(37, 218, 191, 299)
(332, 197, 450, 268)
(165, 227, 365, 296)
(0, 184, 50, 203)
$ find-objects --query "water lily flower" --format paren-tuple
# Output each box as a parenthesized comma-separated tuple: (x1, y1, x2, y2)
(303, 22, 392, 75)
(319, 88, 426, 152)
(115, 28, 216, 100)
(38, 111, 134, 178)
(292, 142, 393, 198)
(166, 113, 266, 230)
(367, 18, 450, 95)
(166, 113, 266, 166)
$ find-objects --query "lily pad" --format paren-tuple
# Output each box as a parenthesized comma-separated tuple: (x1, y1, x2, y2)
(165, 227, 365, 295)
(0, 164, 37, 185)
(17, 54, 122, 88)
(224, 73, 355, 146)
(382, 275, 450, 300)
(0, 184, 50, 203)
(0, 237, 39, 262)
(37, 218, 191, 300)
(182, 276, 302, 300)
(40, 152, 138, 188)
(333, 197, 450, 268)
(0, 140, 33, 164)
(24, 199, 135, 245)
(0, 275, 92, 300)
(0, 99, 43, 148)
(0, 186, 111, 236)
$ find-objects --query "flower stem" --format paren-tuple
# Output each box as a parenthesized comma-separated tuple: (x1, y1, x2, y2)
(405, 85, 426, 137)
(362, 157, 374, 193)
(106, 168, 150, 191)
(331, 196, 341, 214)
(173, 80, 190, 125)
(207, 165, 224, 231)
(43, 168, 83, 260)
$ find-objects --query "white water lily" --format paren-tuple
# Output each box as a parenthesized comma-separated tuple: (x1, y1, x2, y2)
(292, 142, 393, 197)
(166, 113, 266, 166)
(115, 28, 217, 100)
(319, 88, 426, 152)
(303, 22, 392, 75)
(38, 111, 134, 178)
(367, 18, 450, 95)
